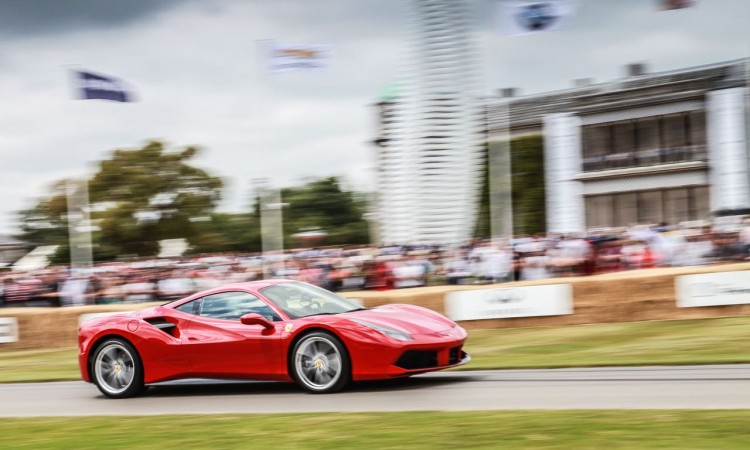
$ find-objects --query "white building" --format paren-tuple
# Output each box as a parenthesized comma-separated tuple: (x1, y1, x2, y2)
(486, 59, 750, 233)
(373, 0, 483, 245)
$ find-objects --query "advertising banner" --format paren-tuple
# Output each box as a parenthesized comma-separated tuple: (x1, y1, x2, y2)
(445, 284, 573, 321)
(676, 270, 750, 307)
(0, 317, 19, 344)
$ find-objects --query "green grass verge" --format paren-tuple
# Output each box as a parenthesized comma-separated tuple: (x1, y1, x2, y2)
(1, 411, 750, 449)
(2, 316, 750, 383)
(460, 316, 750, 370)
(0, 348, 79, 383)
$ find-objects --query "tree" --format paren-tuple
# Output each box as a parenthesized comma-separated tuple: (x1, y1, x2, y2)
(18, 141, 224, 259)
(188, 212, 261, 254)
(510, 135, 546, 235)
(17, 180, 70, 247)
(17, 180, 72, 264)
(18, 145, 375, 260)
(279, 177, 370, 247)
(191, 177, 370, 254)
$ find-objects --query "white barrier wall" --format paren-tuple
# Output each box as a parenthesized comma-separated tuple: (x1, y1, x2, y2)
(445, 284, 573, 321)
(5, 265, 750, 349)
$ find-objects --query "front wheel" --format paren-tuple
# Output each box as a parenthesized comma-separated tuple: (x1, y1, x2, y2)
(90, 338, 146, 399)
(291, 331, 350, 394)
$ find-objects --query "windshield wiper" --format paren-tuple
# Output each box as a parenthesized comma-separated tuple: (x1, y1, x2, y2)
(347, 307, 368, 312)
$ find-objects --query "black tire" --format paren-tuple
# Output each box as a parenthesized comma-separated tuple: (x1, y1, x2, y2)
(90, 338, 146, 399)
(290, 331, 351, 394)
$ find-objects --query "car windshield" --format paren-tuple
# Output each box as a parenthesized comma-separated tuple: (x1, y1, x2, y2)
(260, 282, 364, 319)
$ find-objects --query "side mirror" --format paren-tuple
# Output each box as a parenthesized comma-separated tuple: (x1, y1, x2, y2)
(240, 313, 274, 330)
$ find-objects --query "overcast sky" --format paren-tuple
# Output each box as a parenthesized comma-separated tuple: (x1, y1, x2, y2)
(0, 0, 748, 234)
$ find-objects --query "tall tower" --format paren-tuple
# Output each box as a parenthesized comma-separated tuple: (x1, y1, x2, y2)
(374, 0, 483, 245)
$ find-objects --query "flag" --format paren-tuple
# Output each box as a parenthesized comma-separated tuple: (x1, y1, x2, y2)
(497, 1, 579, 36)
(74, 70, 133, 102)
(658, 0, 695, 10)
(265, 42, 331, 73)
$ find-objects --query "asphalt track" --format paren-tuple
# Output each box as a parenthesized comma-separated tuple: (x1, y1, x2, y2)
(1, 365, 749, 417)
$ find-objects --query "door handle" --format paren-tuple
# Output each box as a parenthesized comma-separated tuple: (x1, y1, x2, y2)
(188, 337, 199, 341)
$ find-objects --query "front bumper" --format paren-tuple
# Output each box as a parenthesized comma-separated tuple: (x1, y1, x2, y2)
(393, 347, 470, 372)
(348, 328, 469, 381)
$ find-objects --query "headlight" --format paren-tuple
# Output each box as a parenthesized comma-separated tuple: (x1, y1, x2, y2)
(351, 319, 413, 341)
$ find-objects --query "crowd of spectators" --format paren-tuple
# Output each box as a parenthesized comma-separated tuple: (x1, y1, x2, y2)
(2, 218, 750, 308)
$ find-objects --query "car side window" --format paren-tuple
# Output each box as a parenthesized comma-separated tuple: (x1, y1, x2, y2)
(198, 291, 282, 322)
(175, 299, 199, 315)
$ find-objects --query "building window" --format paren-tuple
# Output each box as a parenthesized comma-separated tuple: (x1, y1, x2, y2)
(637, 190, 663, 224)
(582, 124, 610, 171)
(636, 118, 659, 151)
(664, 188, 690, 224)
(614, 193, 638, 227)
(583, 124, 609, 158)
(581, 109, 706, 172)
(635, 118, 660, 165)
(585, 195, 614, 228)
(584, 186, 709, 229)
(662, 113, 687, 157)
(613, 122, 634, 155)
(689, 111, 707, 151)
(692, 186, 710, 218)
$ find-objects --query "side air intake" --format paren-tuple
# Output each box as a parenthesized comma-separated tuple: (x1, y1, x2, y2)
(143, 317, 179, 337)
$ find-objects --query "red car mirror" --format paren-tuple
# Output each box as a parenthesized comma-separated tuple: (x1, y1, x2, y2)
(240, 313, 274, 330)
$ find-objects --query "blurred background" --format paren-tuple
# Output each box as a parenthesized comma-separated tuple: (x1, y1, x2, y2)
(1, 0, 749, 306)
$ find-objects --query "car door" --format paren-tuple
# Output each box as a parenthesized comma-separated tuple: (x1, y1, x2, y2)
(180, 291, 285, 378)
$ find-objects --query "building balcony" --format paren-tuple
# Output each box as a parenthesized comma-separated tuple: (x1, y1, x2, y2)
(581, 145, 707, 173)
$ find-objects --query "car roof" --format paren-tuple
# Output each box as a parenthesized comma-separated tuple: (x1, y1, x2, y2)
(166, 279, 298, 308)
(221, 279, 297, 291)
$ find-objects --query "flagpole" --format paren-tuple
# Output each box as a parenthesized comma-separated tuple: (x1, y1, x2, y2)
(255, 39, 331, 277)
(745, 0, 750, 199)
(488, 99, 513, 245)
(485, 0, 514, 281)
(257, 40, 285, 279)
(63, 65, 94, 276)
(256, 179, 285, 279)
(748, 40, 750, 176)
(66, 179, 93, 276)
(64, 65, 134, 276)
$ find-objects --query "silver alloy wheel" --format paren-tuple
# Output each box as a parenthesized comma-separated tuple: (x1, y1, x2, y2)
(294, 336, 342, 392)
(94, 342, 136, 396)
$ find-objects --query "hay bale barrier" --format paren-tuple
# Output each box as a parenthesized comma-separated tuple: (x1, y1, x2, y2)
(2, 262, 750, 349)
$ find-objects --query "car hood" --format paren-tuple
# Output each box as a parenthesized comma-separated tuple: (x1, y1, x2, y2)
(339, 304, 456, 336)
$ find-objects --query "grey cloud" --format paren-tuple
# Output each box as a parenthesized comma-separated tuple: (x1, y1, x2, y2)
(0, 0, 188, 37)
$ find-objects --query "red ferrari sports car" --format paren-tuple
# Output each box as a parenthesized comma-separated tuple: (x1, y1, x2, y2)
(78, 279, 470, 398)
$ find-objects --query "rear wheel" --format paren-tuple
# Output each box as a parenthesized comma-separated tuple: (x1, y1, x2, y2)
(90, 338, 146, 399)
(291, 331, 350, 394)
